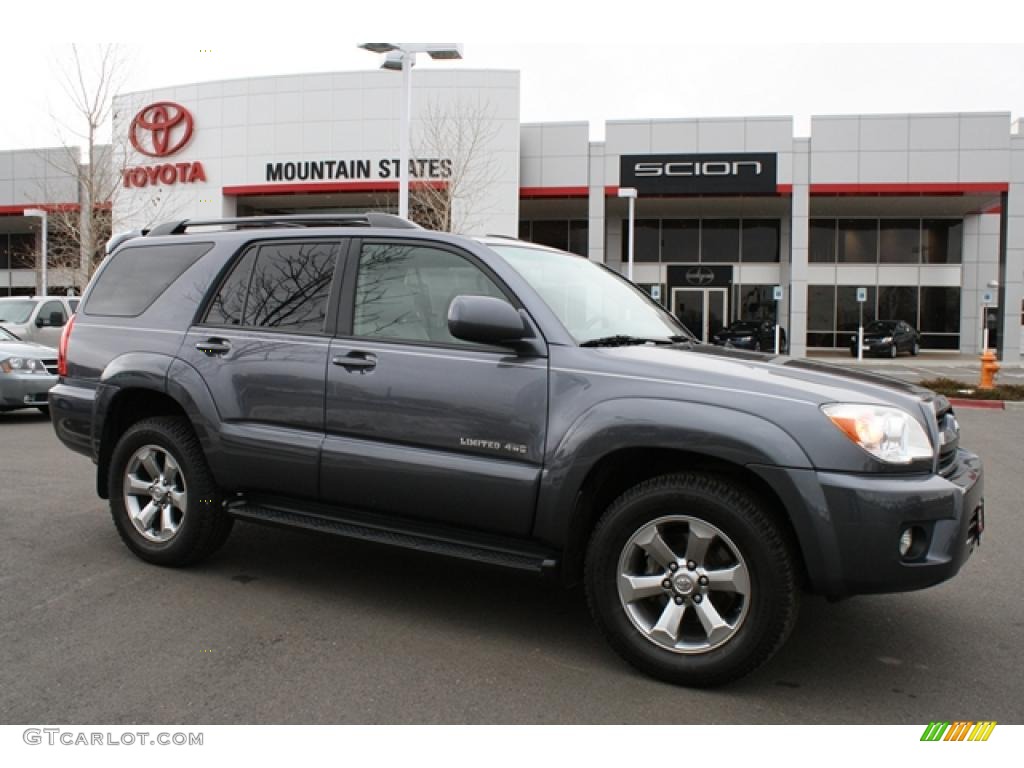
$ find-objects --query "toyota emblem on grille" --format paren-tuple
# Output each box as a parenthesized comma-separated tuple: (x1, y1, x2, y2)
(685, 266, 715, 286)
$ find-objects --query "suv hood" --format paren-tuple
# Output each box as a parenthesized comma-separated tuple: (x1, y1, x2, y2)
(582, 342, 936, 413)
(0, 338, 57, 358)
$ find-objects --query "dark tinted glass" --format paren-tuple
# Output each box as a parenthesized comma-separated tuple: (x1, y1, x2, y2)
(922, 219, 963, 264)
(877, 286, 918, 327)
(701, 220, 740, 263)
(244, 242, 336, 333)
(919, 287, 960, 333)
(737, 285, 775, 321)
(741, 220, 780, 263)
(85, 242, 212, 317)
(838, 220, 877, 263)
(354, 244, 506, 345)
(879, 220, 920, 264)
(531, 220, 569, 251)
(622, 219, 660, 262)
(837, 286, 877, 331)
(661, 220, 699, 262)
(806, 332, 836, 348)
(518, 221, 530, 240)
(807, 285, 835, 331)
(809, 220, 836, 263)
(205, 249, 257, 326)
(568, 220, 588, 257)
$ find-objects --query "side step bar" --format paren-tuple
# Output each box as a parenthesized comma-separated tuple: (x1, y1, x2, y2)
(229, 502, 559, 576)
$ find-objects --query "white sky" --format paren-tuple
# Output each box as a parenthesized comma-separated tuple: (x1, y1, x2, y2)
(1, 1, 1022, 151)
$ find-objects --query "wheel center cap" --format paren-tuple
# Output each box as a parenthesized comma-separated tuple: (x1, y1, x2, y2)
(151, 486, 168, 504)
(673, 573, 695, 595)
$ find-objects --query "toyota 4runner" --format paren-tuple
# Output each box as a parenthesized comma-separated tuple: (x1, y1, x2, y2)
(50, 213, 985, 687)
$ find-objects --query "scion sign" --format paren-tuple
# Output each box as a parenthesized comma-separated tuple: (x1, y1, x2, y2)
(621, 153, 777, 195)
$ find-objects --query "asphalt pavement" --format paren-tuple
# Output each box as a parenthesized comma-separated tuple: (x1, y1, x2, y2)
(1, 407, 1022, 724)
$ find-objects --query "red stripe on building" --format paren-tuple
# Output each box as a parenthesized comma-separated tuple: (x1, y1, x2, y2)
(519, 186, 591, 199)
(222, 181, 447, 196)
(810, 182, 1008, 196)
(0, 203, 82, 214)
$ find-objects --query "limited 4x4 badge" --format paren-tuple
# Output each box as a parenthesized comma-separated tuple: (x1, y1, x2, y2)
(460, 437, 527, 456)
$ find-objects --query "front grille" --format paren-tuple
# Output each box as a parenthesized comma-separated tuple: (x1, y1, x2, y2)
(42, 359, 58, 375)
(934, 403, 959, 476)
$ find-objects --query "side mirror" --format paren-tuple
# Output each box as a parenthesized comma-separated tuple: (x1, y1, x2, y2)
(448, 295, 527, 346)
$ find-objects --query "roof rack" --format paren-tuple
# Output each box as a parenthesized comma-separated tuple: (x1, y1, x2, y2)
(146, 213, 420, 237)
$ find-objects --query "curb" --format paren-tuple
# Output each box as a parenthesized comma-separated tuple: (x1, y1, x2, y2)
(948, 398, 1012, 410)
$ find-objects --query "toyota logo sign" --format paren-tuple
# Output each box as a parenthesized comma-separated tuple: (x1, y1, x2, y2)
(685, 266, 716, 286)
(129, 102, 194, 158)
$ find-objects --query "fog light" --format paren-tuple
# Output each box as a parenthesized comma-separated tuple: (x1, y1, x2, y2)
(899, 528, 914, 557)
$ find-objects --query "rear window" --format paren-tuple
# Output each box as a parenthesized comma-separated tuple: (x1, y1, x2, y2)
(84, 243, 213, 317)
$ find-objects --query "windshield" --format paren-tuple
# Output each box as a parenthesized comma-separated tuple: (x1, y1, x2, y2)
(491, 244, 688, 344)
(0, 300, 36, 324)
(866, 321, 897, 333)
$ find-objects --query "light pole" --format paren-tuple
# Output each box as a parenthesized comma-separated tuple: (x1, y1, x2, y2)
(23, 208, 48, 296)
(618, 187, 637, 282)
(359, 43, 464, 221)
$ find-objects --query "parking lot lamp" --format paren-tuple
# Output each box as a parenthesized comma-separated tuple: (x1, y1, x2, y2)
(359, 44, 464, 221)
(618, 187, 638, 281)
(23, 208, 48, 296)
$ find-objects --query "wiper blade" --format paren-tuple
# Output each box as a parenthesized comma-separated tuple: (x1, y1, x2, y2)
(580, 335, 680, 348)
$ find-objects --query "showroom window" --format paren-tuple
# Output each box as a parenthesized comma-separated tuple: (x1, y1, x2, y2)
(807, 284, 960, 350)
(519, 220, 589, 257)
(810, 218, 963, 265)
(618, 218, 779, 263)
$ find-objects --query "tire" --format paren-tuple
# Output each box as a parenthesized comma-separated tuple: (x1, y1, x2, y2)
(753, 341, 761, 352)
(37, 406, 50, 417)
(585, 473, 799, 687)
(108, 416, 232, 566)
(889, 344, 898, 359)
(911, 341, 919, 356)
(850, 348, 858, 358)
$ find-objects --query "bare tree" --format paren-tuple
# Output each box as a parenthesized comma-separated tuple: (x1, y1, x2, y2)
(410, 96, 502, 234)
(29, 45, 184, 293)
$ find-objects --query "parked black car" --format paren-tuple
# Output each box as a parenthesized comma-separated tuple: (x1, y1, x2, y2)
(849, 320, 920, 358)
(712, 320, 786, 353)
(49, 214, 983, 688)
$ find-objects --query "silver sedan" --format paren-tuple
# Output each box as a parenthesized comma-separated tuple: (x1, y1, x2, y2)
(0, 327, 58, 415)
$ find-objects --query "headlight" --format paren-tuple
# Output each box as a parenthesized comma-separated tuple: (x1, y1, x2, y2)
(882, 336, 894, 344)
(821, 403, 934, 464)
(0, 356, 47, 374)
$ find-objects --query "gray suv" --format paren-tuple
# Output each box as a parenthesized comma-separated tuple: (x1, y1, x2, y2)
(50, 214, 985, 686)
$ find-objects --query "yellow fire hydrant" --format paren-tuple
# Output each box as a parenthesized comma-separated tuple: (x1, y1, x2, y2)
(979, 349, 999, 390)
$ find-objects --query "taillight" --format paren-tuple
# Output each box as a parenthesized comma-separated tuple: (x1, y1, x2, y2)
(58, 313, 75, 377)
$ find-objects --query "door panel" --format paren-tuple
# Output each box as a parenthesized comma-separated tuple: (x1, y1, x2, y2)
(178, 239, 341, 497)
(322, 241, 548, 536)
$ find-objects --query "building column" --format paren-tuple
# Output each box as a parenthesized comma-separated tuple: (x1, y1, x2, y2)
(1001, 135, 1024, 363)
(788, 139, 811, 358)
(588, 140, 606, 264)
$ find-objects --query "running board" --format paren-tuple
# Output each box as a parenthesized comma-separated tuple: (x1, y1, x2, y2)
(229, 502, 559, 575)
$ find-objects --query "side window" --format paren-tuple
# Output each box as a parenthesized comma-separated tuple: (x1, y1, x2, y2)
(38, 300, 67, 327)
(353, 243, 507, 345)
(84, 243, 213, 317)
(205, 242, 337, 334)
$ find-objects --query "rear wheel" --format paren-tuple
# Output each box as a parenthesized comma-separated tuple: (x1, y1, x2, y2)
(911, 341, 920, 356)
(108, 416, 232, 566)
(585, 473, 799, 687)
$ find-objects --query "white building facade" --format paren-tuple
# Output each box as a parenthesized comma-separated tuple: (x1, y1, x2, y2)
(1, 68, 1022, 361)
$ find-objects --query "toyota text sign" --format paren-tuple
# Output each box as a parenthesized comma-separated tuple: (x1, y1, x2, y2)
(621, 153, 777, 195)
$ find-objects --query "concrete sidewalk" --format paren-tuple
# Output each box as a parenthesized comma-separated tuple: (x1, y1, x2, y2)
(803, 351, 1024, 384)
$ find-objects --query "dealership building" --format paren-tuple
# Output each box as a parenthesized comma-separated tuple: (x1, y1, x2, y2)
(1, 67, 1022, 361)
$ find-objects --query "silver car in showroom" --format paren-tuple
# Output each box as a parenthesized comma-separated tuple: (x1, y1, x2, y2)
(0, 326, 58, 415)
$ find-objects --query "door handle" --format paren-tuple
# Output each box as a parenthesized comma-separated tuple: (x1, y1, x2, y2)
(196, 338, 231, 356)
(332, 351, 377, 372)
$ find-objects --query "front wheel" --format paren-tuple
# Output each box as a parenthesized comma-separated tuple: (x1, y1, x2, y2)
(889, 344, 898, 359)
(585, 473, 800, 687)
(108, 416, 233, 566)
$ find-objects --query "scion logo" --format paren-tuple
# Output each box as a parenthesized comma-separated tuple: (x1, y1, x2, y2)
(130, 102, 194, 158)
(685, 266, 716, 287)
(621, 153, 777, 195)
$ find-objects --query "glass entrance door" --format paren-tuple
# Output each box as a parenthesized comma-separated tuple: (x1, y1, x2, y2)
(672, 288, 728, 342)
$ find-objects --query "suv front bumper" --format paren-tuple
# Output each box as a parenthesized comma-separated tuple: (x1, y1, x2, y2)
(757, 451, 984, 598)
